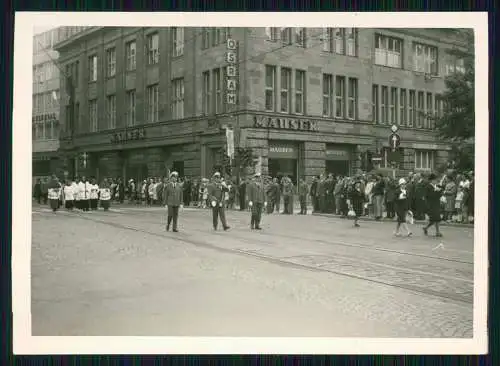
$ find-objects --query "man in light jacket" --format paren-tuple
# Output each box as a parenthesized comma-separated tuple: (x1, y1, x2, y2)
(247, 173, 267, 230)
(163, 171, 183, 232)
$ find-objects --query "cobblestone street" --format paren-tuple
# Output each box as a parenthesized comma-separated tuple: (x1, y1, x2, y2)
(31, 204, 474, 337)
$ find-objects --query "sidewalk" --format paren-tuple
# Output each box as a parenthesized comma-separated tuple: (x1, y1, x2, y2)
(311, 212, 474, 228)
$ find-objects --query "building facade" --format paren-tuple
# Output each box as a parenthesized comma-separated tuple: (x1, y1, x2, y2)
(32, 26, 90, 180)
(54, 27, 470, 184)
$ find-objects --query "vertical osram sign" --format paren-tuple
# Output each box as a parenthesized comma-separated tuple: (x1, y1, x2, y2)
(226, 38, 238, 105)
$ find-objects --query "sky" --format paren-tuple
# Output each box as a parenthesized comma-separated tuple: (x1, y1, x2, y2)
(33, 25, 55, 35)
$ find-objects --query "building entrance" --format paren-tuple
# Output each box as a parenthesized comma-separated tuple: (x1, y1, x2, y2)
(268, 141, 299, 185)
(325, 144, 353, 177)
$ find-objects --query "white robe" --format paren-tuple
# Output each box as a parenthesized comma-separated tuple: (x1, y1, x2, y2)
(89, 184, 99, 200)
(77, 182, 86, 200)
(99, 187, 111, 201)
(63, 185, 75, 201)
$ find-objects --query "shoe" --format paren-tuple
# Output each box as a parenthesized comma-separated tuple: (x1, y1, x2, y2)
(223, 226, 230, 231)
(255, 227, 262, 230)
(213, 227, 218, 231)
(407, 232, 413, 237)
(436, 232, 443, 237)
(354, 223, 360, 227)
(166, 226, 169, 231)
(423, 228, 428, 236)
(393, 232, 401, 237)
(173, 229, 178, 232)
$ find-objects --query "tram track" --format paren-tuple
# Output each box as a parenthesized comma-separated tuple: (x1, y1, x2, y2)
(41, 210, 473, 305)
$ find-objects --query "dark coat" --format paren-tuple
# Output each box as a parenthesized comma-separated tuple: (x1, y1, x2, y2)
(310, 181, 318, 197)
(247, 181, 266, 204)
(298, 182, 308, 197)
(349, 187, 365, 217)
(425, 182, 443, 223)
(163, 182, 184, 206)
(394, 187, 410, 223)
(208, 182, 229, 204)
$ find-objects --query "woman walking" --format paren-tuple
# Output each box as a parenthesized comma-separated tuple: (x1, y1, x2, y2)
(423, 173, 444, 237)
(348, 179, 365, 228)
(394, 178, 412, 237)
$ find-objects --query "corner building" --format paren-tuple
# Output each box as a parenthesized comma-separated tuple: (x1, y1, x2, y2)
(55, 27, 469, 183)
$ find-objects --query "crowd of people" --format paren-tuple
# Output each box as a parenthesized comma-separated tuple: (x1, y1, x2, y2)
(33, 168, 474, 237)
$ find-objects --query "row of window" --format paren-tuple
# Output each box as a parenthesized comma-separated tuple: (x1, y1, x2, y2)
(379, 148, 435, 170)
(82, 78, 185, 132)
(201, 27, 231, 49)
(32, 91, 59, 114)
(33, 26, 89, 53)
(32, 120, 59, 141)
(202, 68, 227, 115)
(264, 65, 308, 115)
(372, 84, 443, 129)
(265, 28, 465, 76)
(33, 62, 59, 84)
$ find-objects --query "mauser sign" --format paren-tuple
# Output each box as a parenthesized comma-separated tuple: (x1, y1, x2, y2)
(253, 116, 319, 132)
(110, 128, 147, 144)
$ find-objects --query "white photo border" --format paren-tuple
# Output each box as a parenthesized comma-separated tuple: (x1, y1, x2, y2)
(13, 11, 489, 355)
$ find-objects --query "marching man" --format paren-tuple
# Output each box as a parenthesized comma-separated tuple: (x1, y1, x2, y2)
(89, 178, 99, 210)
(207, 172, 230, 231)
(163, 171, 183, 232)
(63, 179, 75, 211)
(247, 172, 267, 230)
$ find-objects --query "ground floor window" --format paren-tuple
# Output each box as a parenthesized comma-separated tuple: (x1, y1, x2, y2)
(414, 149, 434, 170)
(325, 160, 350, 177)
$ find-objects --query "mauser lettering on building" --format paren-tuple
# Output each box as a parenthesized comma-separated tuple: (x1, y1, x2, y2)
(253, 116, 319, 132)
(110, 128, 147, 144)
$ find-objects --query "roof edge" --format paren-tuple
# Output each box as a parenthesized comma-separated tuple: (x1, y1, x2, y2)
(53, 27, 105, 51)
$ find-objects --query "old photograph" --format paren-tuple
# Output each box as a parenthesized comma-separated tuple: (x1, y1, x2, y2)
(14, 12, 488, 354)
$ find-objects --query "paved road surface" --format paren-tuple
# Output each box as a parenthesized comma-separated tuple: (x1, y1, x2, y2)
(31, 204, 474, 337)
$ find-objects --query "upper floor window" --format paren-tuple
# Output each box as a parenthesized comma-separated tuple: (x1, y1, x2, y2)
(322, 28, 357, 56)
(375, 34, 402, 68)
(172, 27, 184, 57)
(445, 54, 466, 75)
(106, 48, 116, 77)
(147, 33, 160, 65)
(265, 65, 277, 112)
(88, 55, 97, 82)
(413, 42, 438, 75)
(265, 27, 279, 42)
(125, 41, 136, 71)
(280, 27, 292, 45)
(294, 28, 306, 48)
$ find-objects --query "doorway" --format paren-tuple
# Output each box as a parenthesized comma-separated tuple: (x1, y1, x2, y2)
(326, 160, 350, 177)
(268, 158, 298, 186)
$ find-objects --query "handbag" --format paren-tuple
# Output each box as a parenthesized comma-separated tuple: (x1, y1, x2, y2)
(406, 211, 414, 225)
(348, 209, 356, 218)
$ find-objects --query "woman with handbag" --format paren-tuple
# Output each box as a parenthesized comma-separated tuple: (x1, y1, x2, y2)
(347, 180, 365, 228)
(394, 178, 412, 237)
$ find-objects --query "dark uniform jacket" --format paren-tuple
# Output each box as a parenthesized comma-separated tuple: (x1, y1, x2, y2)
(208, 182, 229, 204)
(247, 181, 266, 204)
(163, 182, 184, 206)
(266, 182, 280, 200)
(299, 182, 308, 197)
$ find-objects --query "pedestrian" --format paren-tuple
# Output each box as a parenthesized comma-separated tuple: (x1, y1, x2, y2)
(33, 179, 42, 204)
(423, 173, 444, 237)
(394, 178, 412, 237)
(41, 178, 49, 204)
(298, 178, 308, 215)
(47, 175, 62, 213)
(238, 178, 247, 211)
(63, 179, 75, 210)
(163, 172, 184, 232)
(99, 179, 112, 211)
(385, 177, 396, 219)
(81, 177, 91, 212)
(348, 180, 365, 228)
(247, 173, 267, 230)
(309, 176, 319, 213)
(282, 177, 295, 214)
(372, 174, 385, 220)
(207, 172, 230, 231)
(89, 178, 99, 210)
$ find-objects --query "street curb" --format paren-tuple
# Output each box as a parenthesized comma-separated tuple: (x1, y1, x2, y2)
(312, 212, 475, 228)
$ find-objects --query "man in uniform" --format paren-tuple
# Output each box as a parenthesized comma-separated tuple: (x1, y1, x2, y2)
(163, 171, 183, 232)
(247, 173, 267, 230)
(207, 172, 230, 231)
(298, 178, 309, 215)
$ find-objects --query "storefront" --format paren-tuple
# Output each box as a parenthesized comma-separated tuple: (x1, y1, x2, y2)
(325, 144, 353, 177)
(268, 141, 299, 185)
